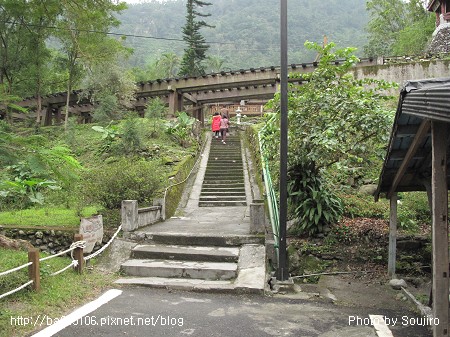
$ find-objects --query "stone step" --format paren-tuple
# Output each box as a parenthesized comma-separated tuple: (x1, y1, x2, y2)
(120, 259, 238, 280)
(204, 173, 244, 177)
(201, 186, 245, 191)
(208, 155, 242, 160)
(199, 200, 247, 207)
(202, 182, 245, 186)
(200, 191, 246, 196)
(200, 195, 247, 201)
(131, 244, 239, 263)
(205, 169, 243, 173)
(203, 179, 244, 184)
(138, 233, 264, 247)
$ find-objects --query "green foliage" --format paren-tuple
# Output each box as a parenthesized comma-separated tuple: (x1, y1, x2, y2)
(331, 222, 355, 243)
(92, 122, 121, 153)
(117, 0, 369, 71)
(92, 94, 122, 124)
(260, 41, 395, 236)
(0, 206, 98, 227)
(119, 114, 144, 155)
(165, 112, 196, 147)
(178, 0, 214, 77)
(339, 192, 388, 219)
(80, 158, 162, 210)
(288, 165, 343, 236)
(145, 97, 167, 137)
(397, 192, 431, 231)
(364, 0, 435, 57)
(0, 132, 81, 209)
(0, 247, 116, 337)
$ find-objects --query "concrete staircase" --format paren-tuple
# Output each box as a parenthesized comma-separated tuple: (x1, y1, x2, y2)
(115, 131, 266, 293)
(199, 133, 247, 207)
(116, 233, 265, 293)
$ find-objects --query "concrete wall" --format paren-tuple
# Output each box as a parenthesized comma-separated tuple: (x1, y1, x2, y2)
(352, 59, 450, 93)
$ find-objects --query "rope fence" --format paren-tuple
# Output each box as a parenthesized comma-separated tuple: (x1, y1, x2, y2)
(0, 226, 121, 300)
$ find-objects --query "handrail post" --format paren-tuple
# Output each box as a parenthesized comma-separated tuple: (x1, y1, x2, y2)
(73, 234, 84, 274)
(28, 248, 40, 291)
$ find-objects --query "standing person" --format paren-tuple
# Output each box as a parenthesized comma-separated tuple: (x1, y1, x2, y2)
(220, 114, 229, 144)
(211, 111, 221, 139)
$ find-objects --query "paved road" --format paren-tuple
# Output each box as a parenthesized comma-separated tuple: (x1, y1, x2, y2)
(32, 287, 433, 337)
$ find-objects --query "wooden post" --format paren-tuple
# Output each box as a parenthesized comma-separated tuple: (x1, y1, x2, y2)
(388, 193, 397, 278)
(28, 248, 40, 292)
(431, 121, 449, 337)
(73, 234, 84, 274)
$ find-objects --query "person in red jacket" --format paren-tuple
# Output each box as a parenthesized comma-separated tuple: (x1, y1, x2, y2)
(211, 112, 221, 139)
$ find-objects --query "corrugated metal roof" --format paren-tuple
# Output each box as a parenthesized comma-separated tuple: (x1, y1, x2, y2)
(375, 77, 450, 200)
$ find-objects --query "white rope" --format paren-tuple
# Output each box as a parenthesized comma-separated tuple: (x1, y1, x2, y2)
(0, 262, 32, 278)
(40, 240, 86, 262)
(84, 225, 122, 261)
(0, 280, 33, 300)
(50, 260, 78, 276)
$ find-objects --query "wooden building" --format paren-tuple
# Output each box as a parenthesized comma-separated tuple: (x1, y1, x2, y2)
(375, 77, 450, 337)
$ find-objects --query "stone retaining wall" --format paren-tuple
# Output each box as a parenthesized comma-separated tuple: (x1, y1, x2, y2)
(0, 227, 113, 255)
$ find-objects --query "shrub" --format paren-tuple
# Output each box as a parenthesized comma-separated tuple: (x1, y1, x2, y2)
(339, 191, 388, 219)
(80, 158, 163, 210)
(119, 114, 144, 155)
(397, 192, 431, 231)
(288, 165, 343, 236)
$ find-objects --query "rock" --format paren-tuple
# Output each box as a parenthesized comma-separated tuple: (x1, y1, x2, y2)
(389, 278, 408, 290)
(35, 239, 43, 245)
(0, 234, 34, 250)
(397, 240, 422, 251)
(358, 184, 378, 196)
(35, 231, 44, 239)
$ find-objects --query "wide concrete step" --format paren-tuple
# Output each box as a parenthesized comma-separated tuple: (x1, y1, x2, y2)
(120, 259, 237, 280)
(203, 175, 244, 182)
(205, 168, 243, 172)
(200, 196, 247, 201)
(199, 200, 247, 207)
(200, 191, 246, 196)
(201, 186, 245, 191)
(204, 174, 244, 179)
(206, 163, 242, 168)
(131, 244, 239, 262)
(203, 181, 245, 189)
(139, 233, 264, 246)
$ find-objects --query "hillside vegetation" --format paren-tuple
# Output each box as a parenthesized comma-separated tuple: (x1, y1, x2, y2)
(116, 0, 369, 70)
(0, 115, 199, 228)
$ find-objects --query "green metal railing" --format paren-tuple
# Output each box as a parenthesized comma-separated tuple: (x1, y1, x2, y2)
(258, 130, 279, 260)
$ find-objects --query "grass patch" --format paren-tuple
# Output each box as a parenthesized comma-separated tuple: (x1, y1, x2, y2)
(0, 206, 99, 228)
(0, 247, 117, 337)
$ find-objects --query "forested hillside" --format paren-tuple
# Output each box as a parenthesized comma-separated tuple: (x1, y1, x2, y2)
(116, 0, 369, 70)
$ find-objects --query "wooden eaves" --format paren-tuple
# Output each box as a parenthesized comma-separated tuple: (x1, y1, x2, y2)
(375, 77, 450, 337)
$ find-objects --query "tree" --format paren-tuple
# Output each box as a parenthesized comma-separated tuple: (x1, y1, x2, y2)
(157, 53, 180, 78)
(54, 0, 127, 128)
(364, 0, 435, 56)
(261, 41, 396, 235)
(205, 55, 225, 73)
(178, 0, 214, 77)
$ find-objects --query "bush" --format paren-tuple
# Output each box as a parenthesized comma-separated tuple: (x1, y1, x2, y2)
(338, 192, 388, 219)
(288, 165, 343, 236)
(397, 192, 431, 231)
(80, 158, 163, 210)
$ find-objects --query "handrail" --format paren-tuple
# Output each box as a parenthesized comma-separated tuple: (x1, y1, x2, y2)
(258, 130, 279, 261)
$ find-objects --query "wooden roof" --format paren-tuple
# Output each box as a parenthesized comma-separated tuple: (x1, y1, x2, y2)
(375, 77, 450, 200)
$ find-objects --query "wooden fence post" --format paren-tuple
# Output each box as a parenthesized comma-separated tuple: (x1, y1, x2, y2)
(28, 248, 40, 292)
(73, 234, 84, 274)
